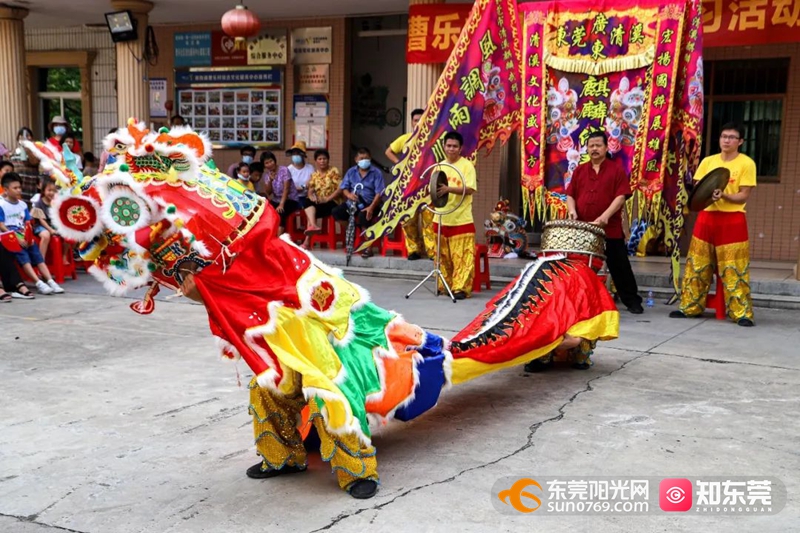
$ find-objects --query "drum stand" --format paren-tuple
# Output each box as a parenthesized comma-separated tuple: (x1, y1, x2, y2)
(405, 206, 457, 303)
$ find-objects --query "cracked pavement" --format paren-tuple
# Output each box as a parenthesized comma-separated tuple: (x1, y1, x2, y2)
(1, 274, 798, 532)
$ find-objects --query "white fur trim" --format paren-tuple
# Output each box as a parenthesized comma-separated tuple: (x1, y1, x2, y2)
(191, 239, 211, 257)
(49, 194, 104, 242)
(87, 264, 130, 297)
(22, 140, 71, 188)
(214, 335, 241, 362)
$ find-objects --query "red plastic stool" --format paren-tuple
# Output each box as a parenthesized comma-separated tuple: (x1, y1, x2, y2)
(286, 210, 306, 243)
(473, 243, 491, 293)
(381, 228, 407, 257)
(46, 236, 77, 284)
(309, 217, 342, 250)
(705, 274, 726, 320)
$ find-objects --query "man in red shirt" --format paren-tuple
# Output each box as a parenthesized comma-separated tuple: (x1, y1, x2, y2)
(566, 131, 643, 314)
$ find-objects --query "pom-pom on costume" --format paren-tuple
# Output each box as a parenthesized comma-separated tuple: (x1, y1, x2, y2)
(27, 120, 620, 498)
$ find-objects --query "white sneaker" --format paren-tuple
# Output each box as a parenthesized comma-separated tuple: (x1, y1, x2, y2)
(11, 291, 34, 299)
(36, 280, 54, 295)
(47, 279, 65, 294)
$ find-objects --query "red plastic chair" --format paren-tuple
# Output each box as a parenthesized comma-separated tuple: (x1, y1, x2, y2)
(285, 210, 306, 243)
(308, 217, 343, 250)
(381, 228, 407, 258)
(704, 274, 727, 320)
(472, 243, 491, 293)
(45, 236, 77, 284)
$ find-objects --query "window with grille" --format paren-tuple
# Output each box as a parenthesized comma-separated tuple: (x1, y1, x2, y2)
(703, 58, 789, 183)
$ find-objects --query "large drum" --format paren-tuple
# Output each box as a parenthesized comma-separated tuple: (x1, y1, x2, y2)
(540, 219, 606, 271)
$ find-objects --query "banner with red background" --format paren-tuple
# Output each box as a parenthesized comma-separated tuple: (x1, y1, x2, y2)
(703, 0, 800, 47)
(406, 3, 473, 63)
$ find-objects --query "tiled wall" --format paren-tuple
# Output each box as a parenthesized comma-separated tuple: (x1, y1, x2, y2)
(24, 26, 117, 155)
(705, 43, 800, 262)
(147, 19, 347, 174)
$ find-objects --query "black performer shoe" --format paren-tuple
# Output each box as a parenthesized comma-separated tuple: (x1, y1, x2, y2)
(524, 355, 552, 373)
(246, 462, 307, 479)
(572, 362, 591, 370)
(669, 310, 694, 319)
(407, 252, 422, 261)
(737, 318, 755, 327)
(454, 291, 467, 300)
(349, 479, 379, 499)
(628, 304, 644, 314)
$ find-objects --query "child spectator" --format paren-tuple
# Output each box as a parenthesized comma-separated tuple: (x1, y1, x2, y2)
(82, 152, 98, 176)
(249, 161, 264, 194)
(0, 173, 64, 295)
(30, 178, 60, 260)
(235, 162, 254, 192)
(0, 161, 13, 196)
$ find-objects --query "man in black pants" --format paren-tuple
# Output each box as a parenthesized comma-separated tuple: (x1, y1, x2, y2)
(566, 131, 643, 314)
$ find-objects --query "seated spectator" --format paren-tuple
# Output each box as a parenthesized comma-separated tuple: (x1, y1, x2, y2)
(0, 161, 13, 196)
(299, 149, 341, 249)
(262, 151, 300, 236)
(234, 162, 254, 192)
(170, 115, 186, 127)
(10, 127, 41, 202)
(227, 145, 256, 179)
(0, 173, 63, 294)
(331, 148, 385, 258)
(30, 178, 66, 263)
(249, 162, 264, 194)
(46, 116, 82, 155)
(83, 152, 98, 176)
(0, 243, 34, 300)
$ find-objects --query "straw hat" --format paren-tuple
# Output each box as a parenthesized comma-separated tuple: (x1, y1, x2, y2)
(285, 141, 307, 156)
(48, 115, 69, 132)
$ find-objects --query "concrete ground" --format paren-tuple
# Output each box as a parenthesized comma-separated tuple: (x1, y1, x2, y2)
(1, 272, 798, 533)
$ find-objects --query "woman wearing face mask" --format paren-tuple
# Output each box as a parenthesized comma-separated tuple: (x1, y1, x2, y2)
(46, 116, 82, 155)
(261, 151, 301, 236)
(285, 142, 315, 230)
(10, 127, 43, 202)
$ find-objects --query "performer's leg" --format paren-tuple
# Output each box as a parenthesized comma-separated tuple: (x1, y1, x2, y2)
(569, 339, 597, 370)
(247, 378, 308, 477)
(604, 238, 643, 311)
(421, 209, 436, 259)
(403, 212, 424, 259)
(715, 213, 754, 324)
(448, 232, 476, 297)
(437, 233, 453, 295)
(309, 402, 379, 498)
(676, 214, 716, 317)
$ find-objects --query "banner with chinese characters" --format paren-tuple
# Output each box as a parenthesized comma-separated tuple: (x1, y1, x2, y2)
(406, 3, 474, 63)
(703, 0, 800, 47)
(361, 0, 522, 250)
(521, 0, 704, 291)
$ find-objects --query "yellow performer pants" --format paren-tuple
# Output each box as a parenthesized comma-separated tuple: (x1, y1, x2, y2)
(434, 225, 475, 297)
(403, 209, 435, 258)
(678, 211, 754, 321)
(249, 378, 378, 491)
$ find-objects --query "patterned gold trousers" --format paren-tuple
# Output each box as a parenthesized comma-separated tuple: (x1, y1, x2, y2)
(678, 211, 754, 322)
(403, 209, 435, 258)
(248, 378, 378, 491)
(434, 225, 475, 297)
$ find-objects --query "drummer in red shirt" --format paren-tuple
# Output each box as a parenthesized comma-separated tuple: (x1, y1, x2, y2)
(566, 131, 644, 314)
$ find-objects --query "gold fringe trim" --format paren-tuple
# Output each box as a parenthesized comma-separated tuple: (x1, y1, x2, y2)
(544, 46, 655, 76)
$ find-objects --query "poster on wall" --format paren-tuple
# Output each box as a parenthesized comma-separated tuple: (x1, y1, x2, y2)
(293, 95, 328, 149)
(248, 30, 288, 65)
(149, 78, 168, 118)
(291, 27, 332, 64)
(174, 32, 211, 67)
(296, 64, 329, 94)
(211, 30, 247, 66)
(175, 68, 283, 148)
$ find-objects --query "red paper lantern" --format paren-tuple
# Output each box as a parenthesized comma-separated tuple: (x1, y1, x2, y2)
(221, 4, 261, 49)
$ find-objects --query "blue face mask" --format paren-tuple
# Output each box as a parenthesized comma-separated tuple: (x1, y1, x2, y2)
(357, 159, 372, 170)
(242, 155, 254, 164)
(53, 125, 67, 136)
(292, 155, 304, 165)
(237, 173, 247, 181)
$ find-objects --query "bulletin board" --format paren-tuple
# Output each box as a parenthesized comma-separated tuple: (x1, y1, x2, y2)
(293, 94, 329, 150)
(175, 68, 283, 148)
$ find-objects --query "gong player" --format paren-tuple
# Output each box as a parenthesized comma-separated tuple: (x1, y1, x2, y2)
(670, 123, 756, 326)
(566, 131, 644, 314)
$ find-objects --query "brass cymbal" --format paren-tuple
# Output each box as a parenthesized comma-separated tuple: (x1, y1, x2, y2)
(688, 167, 730, 212)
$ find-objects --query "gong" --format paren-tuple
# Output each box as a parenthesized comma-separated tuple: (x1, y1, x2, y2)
(429, 169, 450, 209)
(688, 167, 731, 212)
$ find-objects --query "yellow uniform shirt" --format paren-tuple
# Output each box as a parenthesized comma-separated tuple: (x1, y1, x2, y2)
(389, 132, 413, 155)
(438, 157, 477, 227)
(694, 153, 757, 213)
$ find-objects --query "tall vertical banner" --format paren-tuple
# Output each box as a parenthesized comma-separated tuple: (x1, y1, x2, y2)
(361, 0, 523, 250)
(521, 0, 704, 291)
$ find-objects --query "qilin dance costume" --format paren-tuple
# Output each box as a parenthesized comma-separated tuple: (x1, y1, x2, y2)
(29, 120, 619, 499)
